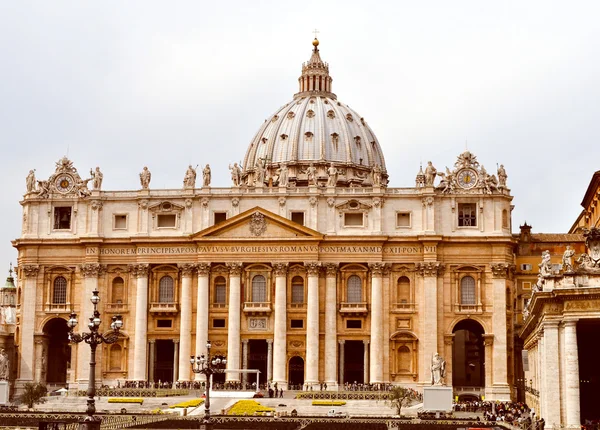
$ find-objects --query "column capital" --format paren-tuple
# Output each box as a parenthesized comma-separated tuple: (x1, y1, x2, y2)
(483, 333, 494, 346)
(338, 340, 345, 345)
(197, 263, 211, 276)
(80, 263, 107, 278)
(415, 261, 444, 277)
(324, 263, 339, 276)
(562, 319, 578, 328)
(149, 339, 156, 344)
(178, 263, 197, 277)
(369, 262, 387, 277)
(363, 339, 370, 346)
(173, 339, 180, 345)
(444, 333, 455, 345)
(129, 263, 150, 278)
(266, 339, 273, 345)
(490, 262, 512, 278)
(304, 261, 321, 276)
(272, 262, 288, 277)
(543, 320, 560, 330)
(226, 262, 243, 276)
(242, 339, 249, 345)
(22, 265, 39, 278)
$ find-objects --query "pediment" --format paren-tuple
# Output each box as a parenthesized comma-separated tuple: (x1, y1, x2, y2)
(191, 207, 323, 239)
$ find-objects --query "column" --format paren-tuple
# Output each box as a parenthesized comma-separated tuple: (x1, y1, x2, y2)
(416, 262, 443, 386)
(363, 340, 370, 384)
(178, 263, 196, 381)
(172, 339, 179, 383)
(195, 263, 210, 381)
(542, 322, 560, 428)
(242, 339, 249, 387)
(148, 340, 156, 382)
(226, 263, 242, 382)
(132, 264, 150, 381)
(305, 262, 320, 387)
(338, 340, 345, 387)
(266, 339, 273, 383)
(19, 265, 39, 383)
(564, 320, 580, 428)
(490, 263, 511, 399)
(79, 263, 105, 387)
(483, 334, 494, 396)
(272, 263, 288, 388)
(443, 334, 455, 385)
(34, 338, 44, 383)
(324, 263, 338, 389)
(369, 263, 385, 383)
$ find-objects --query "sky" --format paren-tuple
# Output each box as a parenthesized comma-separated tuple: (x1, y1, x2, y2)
(1, 1, 599, 272)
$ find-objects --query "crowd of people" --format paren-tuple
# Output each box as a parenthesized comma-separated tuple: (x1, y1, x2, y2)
(454, 400, 541, 428)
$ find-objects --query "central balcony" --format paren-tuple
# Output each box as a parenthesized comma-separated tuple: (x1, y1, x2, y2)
(243, 302, 272, 316)
(149, 302, 179, 315)
(339, 302, 368, 316)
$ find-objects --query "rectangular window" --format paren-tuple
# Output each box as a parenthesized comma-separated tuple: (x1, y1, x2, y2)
(215, 285, 226, 304)
(520, 264, 532, 271)
(213, 318, 226, 328)
(214, 212, 227, 225)
(54, 207, 72, 230)
(346, 319, 362, 329)
(523, 281, 532, 290)
(290, 319, 304, 329)
(291, 212, 305, 226)
(396, 212, 411, 228)
(344, 213, 364, 227)
(156, 319, 172, 328)
(114, 215, 127, 230)
(458, 203, 477, 227)
(157, 214, 177, 228)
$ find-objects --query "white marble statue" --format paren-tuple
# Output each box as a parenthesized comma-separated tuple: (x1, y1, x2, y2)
(139, 166, 151, 189)
(26, 170, 37, 193)
(497, 164, 507, 187)
(306, 163, 317, 186)
(278, 164, 289, 187)
(183, 165, 197, 189)
(91, 167, 103, 190)
(431, 352, 446, 386)
(229, 162, 242, 187)
(202, 164, 211, 187)
(0, 349, 9, 380)
(327, 163, 338, 187)
(539, 250, 553, 277)
(562, 246, 575, 273)
(424, 161, 437, 187)
(254, 158, 266, 186)
(372, 164, 382, 186)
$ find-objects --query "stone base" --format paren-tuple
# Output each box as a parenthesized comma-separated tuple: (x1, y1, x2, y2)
(423, 385, 453, 412)
(0, 381, 9, 405)
(485, 385, 511, 401)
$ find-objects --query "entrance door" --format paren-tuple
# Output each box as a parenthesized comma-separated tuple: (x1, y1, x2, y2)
(344, 340, 364, 385)
(154, 340, 174, 383)
(43, 318, 70, 385)
(288, 356, 304, 388)
(578, 320, 600, 421)
(452, 319, 485, 388)
(248, 340, 267, 386)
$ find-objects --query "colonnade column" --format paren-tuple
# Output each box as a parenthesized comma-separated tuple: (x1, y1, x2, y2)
(148, 340, 156, 382)
(19, 265, 39, 383)
(178, 263, 196, 381)
(272, 263, 288, 389)
(242, 339, 249, 387)
(542, 322, 560, 428)
(79, 263, 105, 387)
(324, 263, 338, 389)
(226, 263, 243, 382)
(363, 340, 370, 384)
(338, 340, 345, 387)
(304, 262, 320, 387)
(172, 339, 179, 383)
(369, 263, 385, 384)
(416, 262, 443, 386)
(564, 320, 580, 429)
(266, 339, 273, 383)
(195, 263, 210, 381)
(490, 263, 511, 399)
(132, 264, 150, 381)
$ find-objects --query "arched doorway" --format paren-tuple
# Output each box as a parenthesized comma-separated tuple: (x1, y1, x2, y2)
(452, 319, 485, 388)
(288, 356, 304, 389)
(43, 318, 70, 385)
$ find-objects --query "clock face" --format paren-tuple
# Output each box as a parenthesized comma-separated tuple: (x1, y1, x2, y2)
(55, 174, 75, 193)
(457, 168, 478, 189)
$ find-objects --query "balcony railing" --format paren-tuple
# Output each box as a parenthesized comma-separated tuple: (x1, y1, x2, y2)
(106, 303, 129, 313)
(456, 303, 483, 313)
(243, 302, 272, 315)
(392, 302, 416, 312)
(339, 302, 368, 315)
(44, 303, 71, 313)
(289, 303, 306, 309)
(211, 303, 227, 309)
(149, 302, 179, 314)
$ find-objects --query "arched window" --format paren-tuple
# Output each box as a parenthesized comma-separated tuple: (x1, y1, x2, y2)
(291, 276, 304, 304)
(252, 275, 267, 302)
(347, 275, 362, 303)
(159, 276, 174, 303)
(109, 344, 122, 370)
(502, 209, 509, 229)
(214, 276, 226, 304)
(112, 277, 124, 304)
(53, 276, 67, 304)
(460, 276, 476, 305)
(397, 276, 410, 304)
(397, 345, 412, 372)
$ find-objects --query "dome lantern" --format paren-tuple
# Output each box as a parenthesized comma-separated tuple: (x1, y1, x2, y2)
(295, 38, 335, 98)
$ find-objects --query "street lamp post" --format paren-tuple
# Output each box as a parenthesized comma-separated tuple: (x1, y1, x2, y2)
(190, 340, 227, 427)
(67, 290, 123, 430)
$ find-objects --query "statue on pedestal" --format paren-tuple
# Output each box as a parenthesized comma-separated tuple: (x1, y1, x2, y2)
(183, 165, 197, 189)
(562, 246, 575, 273)
(139, 166, 151, 189)
(90, 167, 103, 190)
(424, 161, 437, 187)
(327, 163, 338, 187)
(202, 164, 211, 187)
(431, 352, 446, 386)
(307, 163, 317, 186)
(0, 349, 9, 380)
(229, 163, 242, 187)
(26, 170, 37, 193)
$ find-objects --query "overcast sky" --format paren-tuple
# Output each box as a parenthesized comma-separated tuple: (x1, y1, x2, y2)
(1, 1, 599, 272)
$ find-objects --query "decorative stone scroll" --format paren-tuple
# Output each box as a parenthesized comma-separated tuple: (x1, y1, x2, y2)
(22, 265, 39, 278)
(304, 261, 321, 276)
(490, 263, 511, 278)
(415, 262, 445, 277)
(90, 200, 103, 211)
(226, 262, 243, 276)
(178, 263, 197, 277)
(129, 263, 150, 278)
(80, 263, 107, 278)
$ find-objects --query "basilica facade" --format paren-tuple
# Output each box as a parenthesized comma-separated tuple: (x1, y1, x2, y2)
(12, 39, 514, 400)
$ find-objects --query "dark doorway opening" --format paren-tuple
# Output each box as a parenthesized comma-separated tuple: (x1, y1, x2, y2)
(578, 319, 600, 422)
(248, 340, 267, 386)
(43, 318, 70, 385)
(452, 319, 485, 387)
(154, 340, 174, 383)
(344, 340, 364, 385)
(288, 356, 304, 387)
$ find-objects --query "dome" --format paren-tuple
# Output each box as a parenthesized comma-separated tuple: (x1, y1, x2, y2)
(241, 39, 387, 188)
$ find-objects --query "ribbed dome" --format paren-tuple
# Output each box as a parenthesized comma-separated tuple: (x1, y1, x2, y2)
(241, 39, 387, 188)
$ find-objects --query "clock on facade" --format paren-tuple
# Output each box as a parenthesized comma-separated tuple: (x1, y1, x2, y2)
(456, 168, 478, 189)
(55, 174, 75, 193)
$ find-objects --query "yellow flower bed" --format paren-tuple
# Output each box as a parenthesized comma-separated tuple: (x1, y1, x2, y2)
(312, 400, 347, 406)
(169, 398, 205, 409)
(227, 400, 274, 416)
(107, 397, 143, 404)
